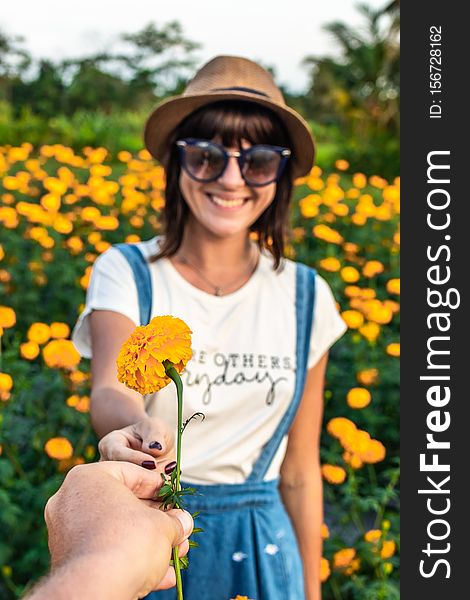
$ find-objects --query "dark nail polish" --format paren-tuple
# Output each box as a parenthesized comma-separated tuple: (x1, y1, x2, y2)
(142, 461, 156, 470)
(165, 461, 177, 475)
(149, 441, 162, 450)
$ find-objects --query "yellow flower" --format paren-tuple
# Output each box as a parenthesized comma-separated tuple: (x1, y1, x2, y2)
(321, 464, 347, 484)
(359, 322, 381, 342)
(357, 368, 379, 386)
(320, 557, 331, 582)
(361, 439, 386, 464)
(341, 310, 364, 329)
(333, 548, 356, 569)
(319, 257, 341, 272)
(117, 316, 192, 394)
(345, 558, 361, 575)
(327, 417, 357, 441)
(335, 159, 349, 171)
(0, 373, 13, 392)
(340, 266, 360, 283)
(0, 306, 16, 328)
(380, 540, 396, 559)
(43, 340, 81, 369)
(27, 322, 51, 344)
(312, 224, 344, 244)
(321, 523, 330, 539)
(20, 341, 40, 360)
(364, 529, 382, 544)
(44, 437, 73, 460)
(362, 260, 384, 278)
(346, 387, 371, 409)
(352, 173, 367, 189)
(386, 342, 400, 357)
(50, 322, 71, 339)
(386, 278, 400, 295)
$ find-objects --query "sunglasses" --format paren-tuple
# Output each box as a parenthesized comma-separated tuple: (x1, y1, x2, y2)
(176, 138, 291, 187)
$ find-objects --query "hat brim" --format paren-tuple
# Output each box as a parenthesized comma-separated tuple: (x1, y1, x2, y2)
(144, 91, 315, 179)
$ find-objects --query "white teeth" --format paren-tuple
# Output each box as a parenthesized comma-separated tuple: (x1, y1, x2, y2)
(210, 195, 245, 208)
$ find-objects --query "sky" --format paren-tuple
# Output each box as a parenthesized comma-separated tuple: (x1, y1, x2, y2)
(1, 0, 387, 92)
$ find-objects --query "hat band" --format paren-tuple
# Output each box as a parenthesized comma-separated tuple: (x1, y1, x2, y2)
(210, 86, 270, 98)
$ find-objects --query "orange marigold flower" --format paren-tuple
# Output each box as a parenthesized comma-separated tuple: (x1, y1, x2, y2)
(341, 309, 364, 329)
(345, 558, 361, 575)
(340, 266, 360, 283)
(346, 387, 372, 409)
(335, 159, 349, 171)
(20, 341, 40, 360)
(50, 322, 71, 339)
(352, 173, 367, 188)
(117, 316, 192, 394)
(321, 464, 347, 484)
(43, 340, 81, 369)
(362, 260, 384, 278)
(321, 523, 330, 539)
(44, 437, 74, 460)
(359, 321, 381, 343)
(386, 342, 400, 357)
(333, 548, 356, 569)
(327, 417, 357, 441)
(364, 529, 382, 544)
(386, 278, 401, 295)
(380, 540, 396, 559)
(357, 368, 379, 386)
(312, 224, 344, 245)
(0, 373, 13, 392)
(320, 557, 331, 582)
(0, 306, 16, 328)
(27, 322, 51, 344)
(319, 257, 341, 272)
(361, 438, 386, 464)
(68, 370, 89, 384)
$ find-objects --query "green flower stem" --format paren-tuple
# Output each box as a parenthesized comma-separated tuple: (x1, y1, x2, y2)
(164, 360, 184, 600)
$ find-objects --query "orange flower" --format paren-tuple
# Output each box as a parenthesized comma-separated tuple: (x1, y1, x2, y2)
(381, 540, 396, 559)
(361, 439, 386, 464)
(321, 464, 347, 484)
(117, 316, 192, 394)
(312, 224, 344, 245)
(386, 342, 400, 357)
(386, 278, 401, 295)
(20, 341, 40, 360)
(27, 322, 51, 344)
(321, 523, 330, 539)
(327, 417, 357, 441)
(340, 266, 360, 283)
(341, 310, 364, 329)
(346, 387, 372, 409)
(357, 368, 379, 386)
(362, 260, 384, 278)
(359, 322, 381, 342)
(0, 372, 13, 393)
(50, 322, 71, 339)
(335, 159, 349, 171)
(364, 529, 382, 544)
(0, 306, 16, 328)
(43, 340, 81, 369)
(319, 257, 341, 272)
(333, 548, 356, 569)
(320, 557, 331, 582)
(44, 437, 74, 460)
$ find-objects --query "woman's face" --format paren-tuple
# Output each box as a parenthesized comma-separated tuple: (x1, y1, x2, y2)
(179, 138, 277, 239)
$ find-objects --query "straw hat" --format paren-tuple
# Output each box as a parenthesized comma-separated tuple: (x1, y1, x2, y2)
(144, 55, 315, 178)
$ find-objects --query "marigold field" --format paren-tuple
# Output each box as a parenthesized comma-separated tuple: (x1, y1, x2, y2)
(0, 143, 400, 599)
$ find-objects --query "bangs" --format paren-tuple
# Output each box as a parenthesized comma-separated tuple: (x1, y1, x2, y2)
(175, 101, 291, 148)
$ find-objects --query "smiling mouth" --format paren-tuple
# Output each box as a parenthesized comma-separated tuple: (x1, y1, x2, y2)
(206, 194, 249, 209)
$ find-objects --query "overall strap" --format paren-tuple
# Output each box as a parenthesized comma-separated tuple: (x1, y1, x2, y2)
(114, 243, 153, 326)
(246, 263, 317, 483)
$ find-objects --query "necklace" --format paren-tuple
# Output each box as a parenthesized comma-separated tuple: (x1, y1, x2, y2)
(176, 245, 259, 296)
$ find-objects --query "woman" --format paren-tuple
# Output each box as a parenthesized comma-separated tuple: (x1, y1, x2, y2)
(72, 56, 346, 600)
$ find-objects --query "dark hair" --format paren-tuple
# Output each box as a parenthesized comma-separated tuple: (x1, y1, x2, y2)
(150, 101, 294, 269)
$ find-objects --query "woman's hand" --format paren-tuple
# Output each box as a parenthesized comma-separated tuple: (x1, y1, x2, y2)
(98, 416, 176, 472)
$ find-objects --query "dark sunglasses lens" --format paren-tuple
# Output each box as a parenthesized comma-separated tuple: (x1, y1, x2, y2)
(243, 148, 281, 185)
(183, 143, 225, 181)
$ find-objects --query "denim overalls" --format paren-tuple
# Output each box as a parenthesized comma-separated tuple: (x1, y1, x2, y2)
(116, 244, 316, 600)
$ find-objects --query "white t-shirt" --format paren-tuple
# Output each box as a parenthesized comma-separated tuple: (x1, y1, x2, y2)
(72, 237, 347, 484)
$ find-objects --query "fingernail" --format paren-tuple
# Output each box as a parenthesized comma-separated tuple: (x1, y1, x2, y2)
(149, 441, 162, 450)
(142, 461, 156, 470)
(175, 510, 194, 539)
(165, 461, 177, 475)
